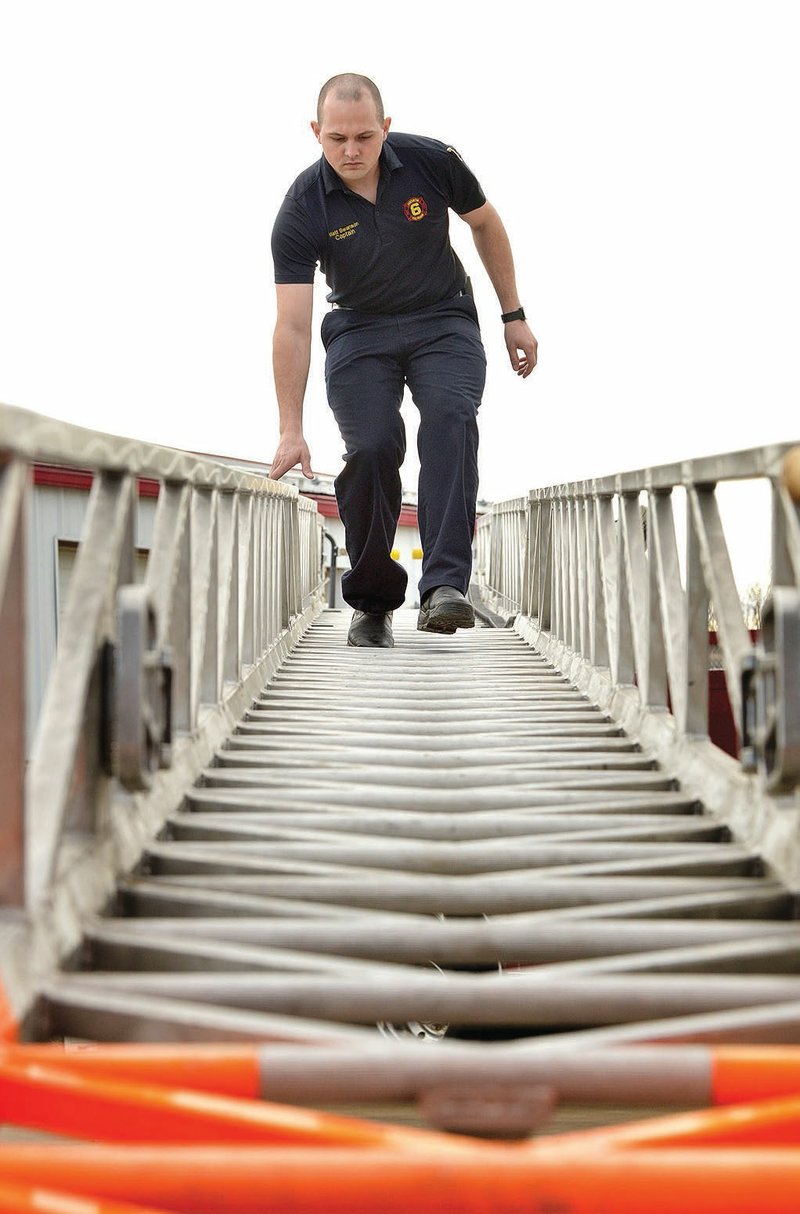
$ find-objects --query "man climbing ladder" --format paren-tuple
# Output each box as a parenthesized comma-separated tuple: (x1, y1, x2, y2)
(269, 72, 537, 647)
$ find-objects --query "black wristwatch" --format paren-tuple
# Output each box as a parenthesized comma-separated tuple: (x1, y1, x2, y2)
(501, 306, 526, 323)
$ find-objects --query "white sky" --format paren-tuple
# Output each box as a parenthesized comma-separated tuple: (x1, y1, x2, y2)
(1, 0, 798, 586)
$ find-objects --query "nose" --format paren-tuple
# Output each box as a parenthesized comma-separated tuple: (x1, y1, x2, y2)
(343, 140, 360, 160)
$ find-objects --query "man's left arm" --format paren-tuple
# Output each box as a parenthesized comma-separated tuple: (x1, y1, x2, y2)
(460, 201, 538, 379)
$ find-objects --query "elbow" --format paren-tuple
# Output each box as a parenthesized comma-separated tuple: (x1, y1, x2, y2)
(274, 318, 312, 348)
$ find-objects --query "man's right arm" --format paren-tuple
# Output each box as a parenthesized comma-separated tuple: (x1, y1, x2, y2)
(269, 283, 314, 480)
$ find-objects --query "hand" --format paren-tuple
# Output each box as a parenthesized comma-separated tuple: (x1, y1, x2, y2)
(504, 320, 538, 378)
(268, 432, 313, 480)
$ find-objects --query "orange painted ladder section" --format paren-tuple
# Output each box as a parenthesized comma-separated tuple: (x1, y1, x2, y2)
(2, 1023, 800, 1213)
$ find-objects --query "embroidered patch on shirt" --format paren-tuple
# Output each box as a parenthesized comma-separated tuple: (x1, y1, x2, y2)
(403, 196, 428, 222)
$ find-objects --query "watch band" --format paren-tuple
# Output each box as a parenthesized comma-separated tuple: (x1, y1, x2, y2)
(501, 306, 525, 323)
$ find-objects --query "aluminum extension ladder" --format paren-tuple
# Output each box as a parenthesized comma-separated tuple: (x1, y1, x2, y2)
(4, 610, 800, 1213)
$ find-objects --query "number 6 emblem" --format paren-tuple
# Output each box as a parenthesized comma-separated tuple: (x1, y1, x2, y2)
(403, 196, 428, 222)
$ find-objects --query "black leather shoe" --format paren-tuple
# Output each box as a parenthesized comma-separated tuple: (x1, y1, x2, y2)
(347, 610, 394, 648)
(417, 586, 475, 634)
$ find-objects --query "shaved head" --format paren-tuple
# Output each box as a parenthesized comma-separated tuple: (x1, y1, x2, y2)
(317, 73, 384, 124)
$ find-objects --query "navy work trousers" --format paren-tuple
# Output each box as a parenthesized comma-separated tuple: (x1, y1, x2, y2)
(321, 294, 486, 613)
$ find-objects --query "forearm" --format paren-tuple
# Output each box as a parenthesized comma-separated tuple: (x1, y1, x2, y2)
(469, 205, 522, 313)
(463, 201, 537, 378)
(272, 321, 312, 435)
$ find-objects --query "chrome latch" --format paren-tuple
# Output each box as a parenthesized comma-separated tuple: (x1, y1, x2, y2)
(111, 584, 173, 791)
(741, 587, 800, 793)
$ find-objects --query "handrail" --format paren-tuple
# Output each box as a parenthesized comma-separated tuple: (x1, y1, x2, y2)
(475, 441, 800, 879)
(0, 403, 325, 1015)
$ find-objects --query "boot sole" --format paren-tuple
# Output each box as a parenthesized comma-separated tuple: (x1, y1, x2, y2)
(417, 601, 475, 634)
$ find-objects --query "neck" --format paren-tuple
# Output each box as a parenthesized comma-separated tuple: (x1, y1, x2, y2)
(350, 177, 379, 203)
(337, 161, 381, 204)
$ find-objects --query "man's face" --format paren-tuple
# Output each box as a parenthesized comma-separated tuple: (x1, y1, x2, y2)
(311, 95, 391, 187)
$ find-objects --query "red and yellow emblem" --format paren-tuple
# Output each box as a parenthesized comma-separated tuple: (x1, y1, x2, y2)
(403, 196, 428, 222)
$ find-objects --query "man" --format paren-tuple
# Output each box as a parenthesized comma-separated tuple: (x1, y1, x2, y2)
(269, 73, 537, 647)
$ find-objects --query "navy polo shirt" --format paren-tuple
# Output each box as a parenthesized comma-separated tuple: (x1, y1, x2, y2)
(271, 132, 486, 314)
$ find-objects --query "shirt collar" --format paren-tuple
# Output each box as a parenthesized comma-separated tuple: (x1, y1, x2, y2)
(321, 140, 403, 195)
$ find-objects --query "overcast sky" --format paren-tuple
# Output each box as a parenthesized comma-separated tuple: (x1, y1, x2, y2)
(1, 0, 797, 540)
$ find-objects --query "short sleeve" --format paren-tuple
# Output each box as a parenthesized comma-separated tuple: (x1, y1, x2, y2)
(443, 145, 486, 215)
(271, 197, 319, 284)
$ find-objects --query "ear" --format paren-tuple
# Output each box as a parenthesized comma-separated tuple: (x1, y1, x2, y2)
(310, 121, 321, 142)
(382, 116, 392, 139)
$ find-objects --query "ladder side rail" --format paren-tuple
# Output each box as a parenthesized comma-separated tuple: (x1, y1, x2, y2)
(217, 490, 240, 690)
(473, 498, 526, 620)
(594, 492, 616, 673)
(482, 440, 800, 790)
(523, 496, 539, 619)
(297, 494, 326, 608)
(0, 459, 29, 906)
(284, 494, 302, 625)
(648, 488, 687, 722)
(540, 492, 554, 631)
(645, 514, 670, 710)
(684, 491, 711, 737)
(261, 494, 274, 651)
(530, 491, 554, 631)
(619, 490, 650, 694)
(487, 502, 501, 599)
(0, 402, 325, 1011)
(190, 486, 221, 716)
(566, 496, 579, 652)
(238, 492, 256, 670)
(511, 497, 526, 611)
(145, 482, 192, 733)
(555, 496, 569, 641)
(473, 511, 491, 599)
(549, 496, 561, 637)
(686, 484, 752, 734)
(614, 485, 636, 686)
(577, 490, 591, 658)
(772, 479, 800, 590)
(26, 470, 137, 907)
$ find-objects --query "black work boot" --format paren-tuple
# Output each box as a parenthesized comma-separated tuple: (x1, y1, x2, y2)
(347, 610, 394, 648)
(417, 586, 475, 634)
